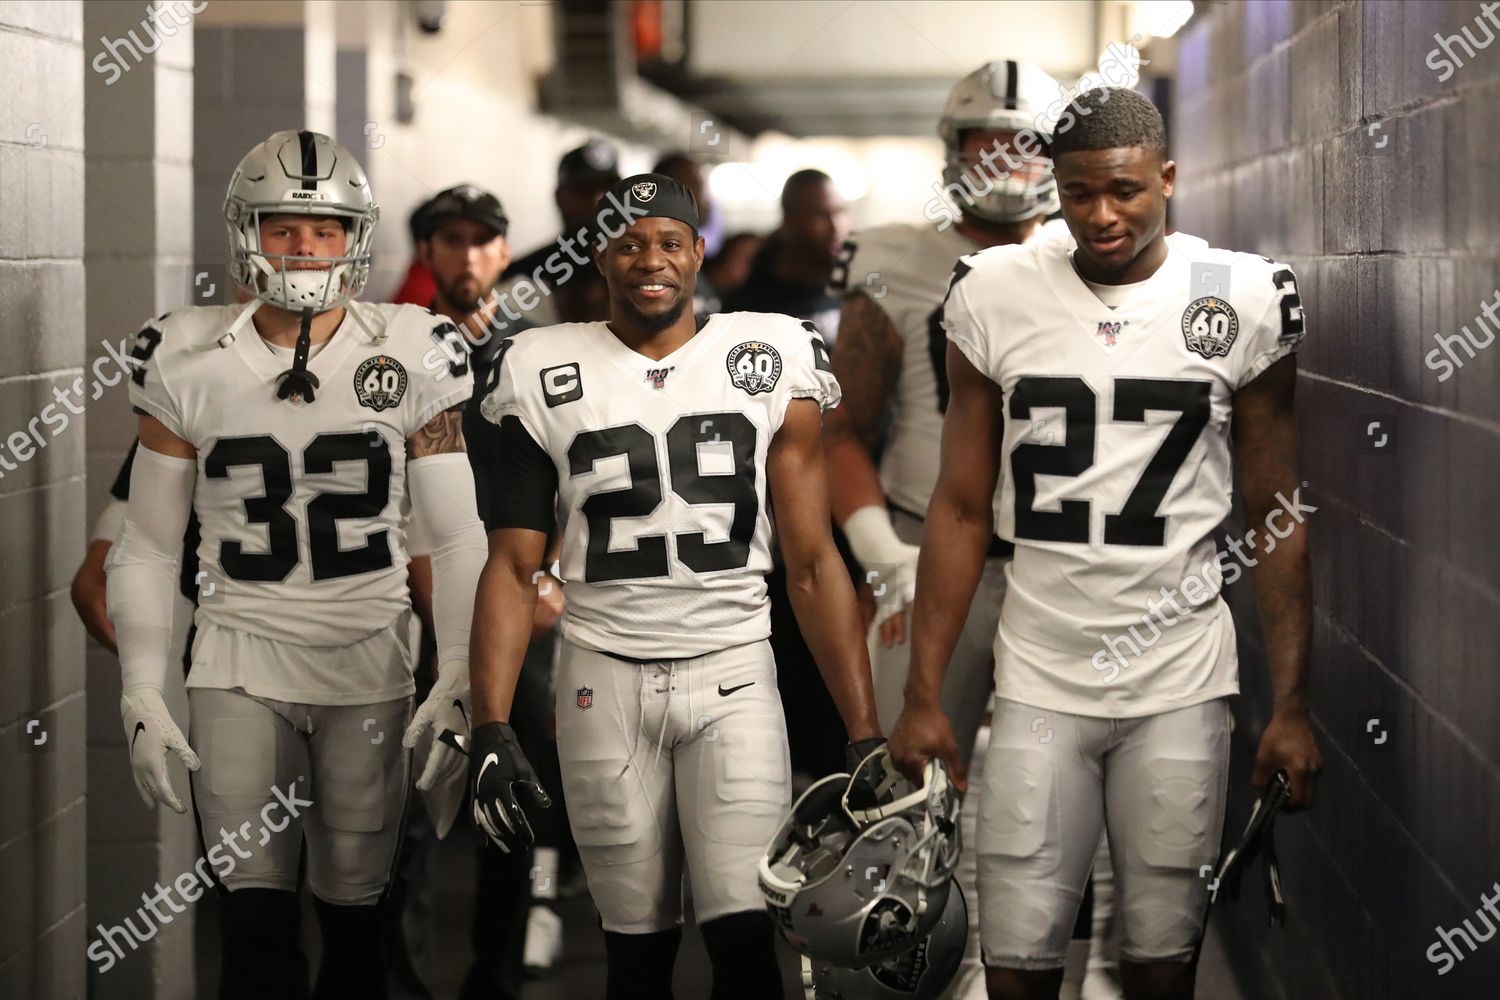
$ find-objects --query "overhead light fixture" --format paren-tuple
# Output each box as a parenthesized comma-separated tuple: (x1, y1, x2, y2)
(1129, 0, 1195, 41)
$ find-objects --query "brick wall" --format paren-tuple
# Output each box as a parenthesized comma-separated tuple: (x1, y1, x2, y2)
(1167, 2, 1500, 997)
(0, 3, 87, 997)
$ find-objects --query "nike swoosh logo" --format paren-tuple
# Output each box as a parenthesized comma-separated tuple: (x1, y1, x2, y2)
(131, 721, 146, 751)
(718, 682, 754, 697)
(478, 752, 499, 783)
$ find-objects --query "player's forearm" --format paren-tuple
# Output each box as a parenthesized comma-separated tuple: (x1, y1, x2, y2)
(783, 543, 882, 741)
(823, 432, 888, 526)
(1248, 522, 1313, 715)
(106, 447, 195, 691)
(904, 487, 992, 704)
(408, 454, 487, 672)
(469, 554, 536, 726)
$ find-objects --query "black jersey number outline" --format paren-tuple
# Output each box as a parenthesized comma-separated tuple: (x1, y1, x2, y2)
(568, 412, 758, 583)
(204, 430, 393, 582)
(1009, 376, 1211, 546)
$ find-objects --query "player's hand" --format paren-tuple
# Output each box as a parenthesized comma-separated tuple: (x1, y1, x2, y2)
(470, 721, 551, 853)
(1252, 708, 1320, 810)
(866, 543, 920, 648)
(120, 687, 199, 813)
(889, 697, 966, 793)
(404, 662, 470, 793)
(531, 571, 564, 639)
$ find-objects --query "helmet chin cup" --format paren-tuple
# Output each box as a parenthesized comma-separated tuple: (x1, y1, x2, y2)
(259, 264, 344, 313)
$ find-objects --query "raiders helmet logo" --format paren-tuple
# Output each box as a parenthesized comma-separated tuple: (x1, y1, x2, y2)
(632, 181, 657, 202)
(727, 341, 783, 395)
(353, 355, 408, 411)
(1181, 297, 1240, 359)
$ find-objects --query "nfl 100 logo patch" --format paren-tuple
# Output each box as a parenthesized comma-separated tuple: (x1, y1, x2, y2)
(576, 686, 593, 710)
(1095, 319, 1126, 348)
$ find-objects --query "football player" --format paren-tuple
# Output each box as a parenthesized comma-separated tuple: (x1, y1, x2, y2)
(105, 130, 487, 1000)
(467, 173, 883, 1000)
(826, 60, 1130, 1000)
(890, 88, 1321, 1000)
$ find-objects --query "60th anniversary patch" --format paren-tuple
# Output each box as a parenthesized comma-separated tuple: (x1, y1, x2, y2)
(354, 355, 409, 411)
(727, 341, 782, 395)
(1180, 296, 1240, 359)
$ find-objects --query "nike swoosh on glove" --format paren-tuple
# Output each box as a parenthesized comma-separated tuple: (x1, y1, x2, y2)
(404, 662, 471, 794)
(121, 687, 200, 813)
(470, 721, 551, 854)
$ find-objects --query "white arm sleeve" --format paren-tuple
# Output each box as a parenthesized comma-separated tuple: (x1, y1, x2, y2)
(105, 446, 196, 692)
(91, 498, 129, 544)
(407, 454, 487, 673)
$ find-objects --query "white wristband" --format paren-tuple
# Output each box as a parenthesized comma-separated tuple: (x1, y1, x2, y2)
(842, 505, 915, 569)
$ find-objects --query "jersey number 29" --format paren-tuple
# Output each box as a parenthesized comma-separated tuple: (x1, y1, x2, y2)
(569, 412, 758, 583)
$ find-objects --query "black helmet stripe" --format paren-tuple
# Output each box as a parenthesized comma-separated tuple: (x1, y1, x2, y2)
(1003, 60, 1018, 110)
(297, 130, 318, 190)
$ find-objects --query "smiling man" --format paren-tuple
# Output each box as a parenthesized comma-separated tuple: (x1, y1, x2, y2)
(466, 172, 883, 1000)
(889, 89, 1320, 1000)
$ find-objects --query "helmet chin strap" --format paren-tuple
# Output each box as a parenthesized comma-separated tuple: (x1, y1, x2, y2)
(275, 307, 322, 403)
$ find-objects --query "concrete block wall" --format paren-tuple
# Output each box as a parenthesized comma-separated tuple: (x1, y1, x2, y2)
(0, 2, 87, 997)
(82, 2, 199, 998)
(1166, 2, 1500, 998)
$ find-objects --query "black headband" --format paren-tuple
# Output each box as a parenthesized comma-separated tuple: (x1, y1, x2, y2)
(596, 173, 701, 237)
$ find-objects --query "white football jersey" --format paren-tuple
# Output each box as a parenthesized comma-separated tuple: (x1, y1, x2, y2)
(831, 223, 978, 516)
(481, 312, 840, 659)
(942, 234, 1305, 717)
(128, 303, 474, 649)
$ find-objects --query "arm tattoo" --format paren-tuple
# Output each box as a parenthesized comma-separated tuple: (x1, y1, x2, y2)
(407, 405, 467, 459)
(829, 293, 902, 450)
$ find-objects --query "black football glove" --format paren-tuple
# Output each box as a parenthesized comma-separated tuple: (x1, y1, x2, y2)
(469, 721, 551, 854)
(845, 736, 889, 775)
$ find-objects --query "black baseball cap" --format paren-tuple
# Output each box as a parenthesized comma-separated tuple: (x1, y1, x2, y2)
(559, 139, 621, 188)
(420, 184, 508, 239)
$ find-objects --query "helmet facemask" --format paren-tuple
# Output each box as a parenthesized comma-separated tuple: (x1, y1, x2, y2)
(226, 203, 376, 313)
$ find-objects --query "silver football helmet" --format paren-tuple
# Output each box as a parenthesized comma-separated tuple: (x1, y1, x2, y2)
(803, 880, 968, 1000)
(938, 60, 1066, 222)
(759, 747, 961, 971)
(223, 130, 379, 312)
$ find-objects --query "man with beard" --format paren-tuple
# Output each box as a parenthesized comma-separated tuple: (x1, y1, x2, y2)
(416, 184, 571, 994)
(467, 173, 884, 999)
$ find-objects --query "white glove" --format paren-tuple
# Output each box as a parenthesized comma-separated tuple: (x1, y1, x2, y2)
(121, 687, 199, 813)
(404, 663, 470, 795)
(843, 506, 921, 627)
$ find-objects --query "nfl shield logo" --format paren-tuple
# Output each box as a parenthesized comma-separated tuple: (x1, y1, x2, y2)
(576, 686, 593, 710)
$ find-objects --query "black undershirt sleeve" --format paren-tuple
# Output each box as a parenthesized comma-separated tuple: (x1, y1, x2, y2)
(485, 415, 558, 535)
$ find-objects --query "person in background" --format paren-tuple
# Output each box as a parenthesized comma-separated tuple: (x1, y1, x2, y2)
(497, 138, 621, 327)
(723, 168, 848, 345)
(653, 150, 722, 257)
(393, 195, 440, 307)
(704, 232, 763, 301)
(720, 169, 855, 786)
(416, 183, 572, 992)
